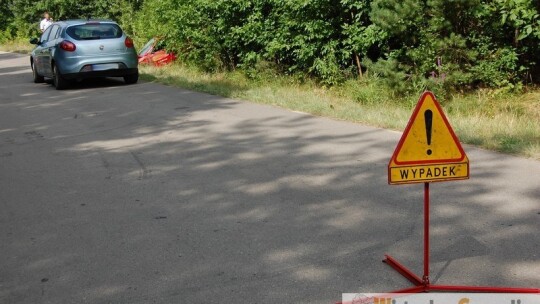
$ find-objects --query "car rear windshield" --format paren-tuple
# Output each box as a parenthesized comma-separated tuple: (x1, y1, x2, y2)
(66, 23, 123, 40)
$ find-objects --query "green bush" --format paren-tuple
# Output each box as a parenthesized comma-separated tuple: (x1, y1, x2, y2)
(3, 0, 540, 95)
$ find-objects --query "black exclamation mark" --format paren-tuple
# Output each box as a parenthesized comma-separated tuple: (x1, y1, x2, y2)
(424, 110, 433, 155)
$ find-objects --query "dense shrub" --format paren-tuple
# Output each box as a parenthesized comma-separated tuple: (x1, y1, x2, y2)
(4, 0, 540, 94)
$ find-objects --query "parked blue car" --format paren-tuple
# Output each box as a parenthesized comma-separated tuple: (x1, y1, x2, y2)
(30, 20, 138, 90)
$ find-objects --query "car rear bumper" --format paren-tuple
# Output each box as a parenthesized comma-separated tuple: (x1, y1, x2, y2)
(62, 68, 138, 80)
(56, 51, 139, 74)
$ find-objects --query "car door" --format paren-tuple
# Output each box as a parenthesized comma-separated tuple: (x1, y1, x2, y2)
(40, 24, 61, 77)
(34, 26, 54, 76)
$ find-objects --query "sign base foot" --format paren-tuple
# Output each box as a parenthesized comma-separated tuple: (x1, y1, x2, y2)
(383, 254, 539, 294)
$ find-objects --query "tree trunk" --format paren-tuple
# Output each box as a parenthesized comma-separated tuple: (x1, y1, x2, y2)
(354, 52, 363, 78)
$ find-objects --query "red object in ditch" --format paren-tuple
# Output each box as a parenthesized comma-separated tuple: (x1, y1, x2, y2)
(138, 38, 176, 66)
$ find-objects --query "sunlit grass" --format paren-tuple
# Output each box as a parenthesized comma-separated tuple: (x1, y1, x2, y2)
(0, 39, 34, 54)
(448, 91, 540, 159)
(140, 64, 411, 128)
(140, 63, 539, 159)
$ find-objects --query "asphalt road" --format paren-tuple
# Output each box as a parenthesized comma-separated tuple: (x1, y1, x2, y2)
(1, 51, 539, 303)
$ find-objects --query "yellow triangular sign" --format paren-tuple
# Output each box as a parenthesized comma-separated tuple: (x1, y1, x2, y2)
(388, 92, 469, 184)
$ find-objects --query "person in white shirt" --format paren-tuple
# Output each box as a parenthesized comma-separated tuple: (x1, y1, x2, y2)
(40, 12, 53, 32)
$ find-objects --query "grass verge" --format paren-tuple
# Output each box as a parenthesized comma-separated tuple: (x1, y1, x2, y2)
(0, 39, 34, 54)
(140, 64, 539, 160)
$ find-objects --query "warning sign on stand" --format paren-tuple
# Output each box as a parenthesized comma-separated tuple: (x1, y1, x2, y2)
(388, 92, 469, 184)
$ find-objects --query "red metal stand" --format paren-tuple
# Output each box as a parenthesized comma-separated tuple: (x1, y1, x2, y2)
(337, 183, 538, 304)
(382, 182, 539, 294)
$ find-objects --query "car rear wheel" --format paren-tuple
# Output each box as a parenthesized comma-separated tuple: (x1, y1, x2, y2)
(32, 61, 45, 83)
(52, 63, 68, 90)
(124, 72, 139, 85)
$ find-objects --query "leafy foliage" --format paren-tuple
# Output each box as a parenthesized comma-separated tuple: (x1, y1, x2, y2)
(1, 0, 137, 40)
(369, 0, 540, 93)
(3, 0, 540, 93)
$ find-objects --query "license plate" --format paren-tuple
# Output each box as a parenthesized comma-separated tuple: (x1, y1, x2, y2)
(92, 63, 119, 71)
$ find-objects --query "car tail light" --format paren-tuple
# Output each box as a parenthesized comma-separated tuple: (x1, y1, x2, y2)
(60, 40, 76, 52)
(125, 37, 134, 48)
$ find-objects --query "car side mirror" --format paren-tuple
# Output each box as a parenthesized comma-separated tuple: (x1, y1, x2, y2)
(29, 38, 40, 45)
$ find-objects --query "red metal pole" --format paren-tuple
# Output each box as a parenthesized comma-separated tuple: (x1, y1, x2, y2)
(423, 182, 430, 286)
(429, 284, 540, 293)
(383, 254, 423, 286)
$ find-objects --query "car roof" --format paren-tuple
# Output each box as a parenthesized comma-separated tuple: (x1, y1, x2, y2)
(55, 19, 119, 26)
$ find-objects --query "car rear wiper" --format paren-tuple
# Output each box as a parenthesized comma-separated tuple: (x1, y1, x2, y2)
(80, 36, 101, 40)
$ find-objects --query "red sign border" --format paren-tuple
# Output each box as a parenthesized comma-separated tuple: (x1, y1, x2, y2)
(390, 91, 466, 166)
